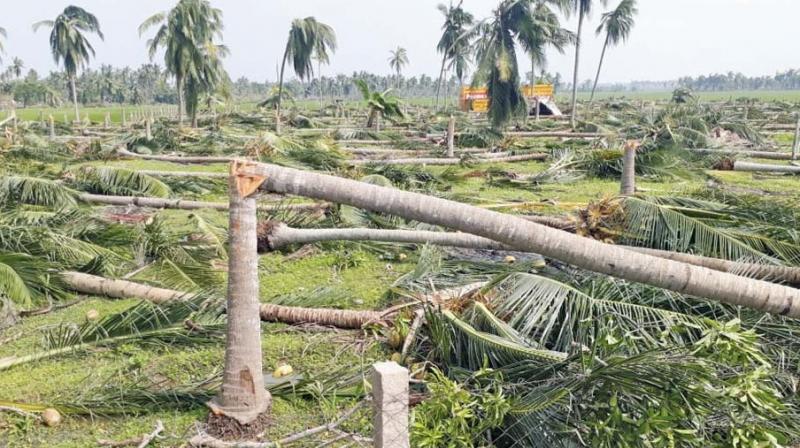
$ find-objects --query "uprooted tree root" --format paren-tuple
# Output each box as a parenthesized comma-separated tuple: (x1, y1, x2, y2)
(205, 410, 272, 441)
(713, 157, 735, 171)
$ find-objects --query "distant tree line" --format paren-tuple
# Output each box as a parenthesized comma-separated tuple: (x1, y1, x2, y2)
(0, 63, 175, 107)
(677, 70, 800, 92)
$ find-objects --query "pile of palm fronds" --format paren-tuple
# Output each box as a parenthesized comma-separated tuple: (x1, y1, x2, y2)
(410, 266, 800, 447)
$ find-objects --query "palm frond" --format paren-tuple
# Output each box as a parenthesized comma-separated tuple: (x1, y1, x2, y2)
(490, 272, 706, 352)
(72, 166, 172, 198)
(0, 295, 223, 371)
(0, 176, 77, 208)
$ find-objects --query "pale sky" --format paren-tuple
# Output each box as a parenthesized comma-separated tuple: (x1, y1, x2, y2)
(2, 0, 797, 83)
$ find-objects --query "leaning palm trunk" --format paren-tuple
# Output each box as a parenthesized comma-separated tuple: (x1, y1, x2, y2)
(208, 167, 271, 427)
(239, 162, 800, 317)
(589, 34, 610, 103)
(347, 153, 548, 166)
(69, 74, 80, 124)
(77, 193, 330, 213)
(275, 52, 288, 134)
(569, 10, 585, 129)
(176, 74, 185, 126)
(732, 161, 800, 174)
(435, 55, 447, 110)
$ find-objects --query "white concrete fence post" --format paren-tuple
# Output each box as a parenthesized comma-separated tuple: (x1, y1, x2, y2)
(371, 361, 409, 448)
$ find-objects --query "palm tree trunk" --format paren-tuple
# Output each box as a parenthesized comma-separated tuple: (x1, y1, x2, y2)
(239, 162, 800, 317)
(318, 60, 324, 108)
(347, 152, 548, 166)
(176, 74, 185, 126)
(117, 147, 233, 164)
(732, 161, 800, 174)
(530, 54, 536, 85)
(366, 109, 378, 129)
(260, 222, 509, 252)
(620, 142, 636, 195)
(443, 68, 450, 108)
(589, 34, 610, 104)
(77, 192, 330, 213)
(260, 304, 382, 329)
(446, 115, 456, 158)
(569, 9, 585, 130)
(61, 271, 188, 303)
(69, 74, 80, 124)
(208, 171, 271, 428)
(276, 50, 289, 134)
(688, 148, 795, 160)
(435, 55, 447, 110)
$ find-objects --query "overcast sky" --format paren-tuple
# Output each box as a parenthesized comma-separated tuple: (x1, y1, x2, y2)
(2, 0, 797, 83)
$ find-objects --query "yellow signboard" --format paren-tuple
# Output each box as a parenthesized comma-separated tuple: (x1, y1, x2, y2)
(460, 84, 554, 112)
(471, 98, 489, 112)
(522, 84, 554, 97)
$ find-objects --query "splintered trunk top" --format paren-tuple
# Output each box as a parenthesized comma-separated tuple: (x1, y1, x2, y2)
(208, 171, 271, 425)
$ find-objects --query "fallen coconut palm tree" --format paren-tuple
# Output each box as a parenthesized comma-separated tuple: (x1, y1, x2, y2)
(730, 161, 800, 174)
(347, 153, 548, 166)
(691, 148, 795, 160)
(117, 147, 237, 164)
(259, 222, 510, 252)
(61, 268, 484, 329)
(259, 223, 800, 286)
(238, 162, 800, 317)
(259, 303, 382, 329)
(78, 193, 330, 213)
(136, 170, 228, 178)
(429, 131, 609, 139)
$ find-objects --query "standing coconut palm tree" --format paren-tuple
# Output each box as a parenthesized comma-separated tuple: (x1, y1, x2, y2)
(9, 58, 24, 80)
(474, 0, 533, 129)
(520, 1, 574, 87)
(276, 17, 336, 133)
(589, 0, 637, 102)
(568, 0, 607, 128)
(388, 47, 409, 88)
(435, 1, 475, 110)
(183, 42, 230, 127)
(140, 0, 224, 125)
(33, 6, 104, 123)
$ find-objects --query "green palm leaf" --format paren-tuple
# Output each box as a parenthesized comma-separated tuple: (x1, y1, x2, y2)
(620, 196, 800, 264)
(491, 272, 706, 352)
(0, 176, 77, 208)
(0, 295, 223, 371)
(73, 166, 172, 198)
